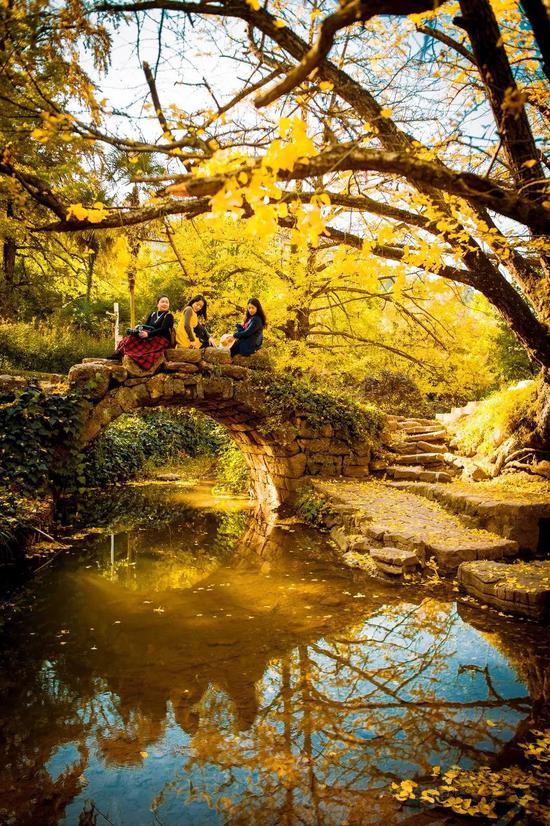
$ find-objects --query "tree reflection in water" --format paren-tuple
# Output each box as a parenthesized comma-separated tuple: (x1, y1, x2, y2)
(0, 485, 545, 826)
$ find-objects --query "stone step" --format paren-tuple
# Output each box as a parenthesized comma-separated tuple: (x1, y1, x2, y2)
(396, 417, 442, 427)
(392, 440, 447, 455)
(370, 546, 420, 576)
(311, 479, 519, 575)
(402, 430, 448, 443)
(400, 423, 447, 434)
(385, 466, 453, 483)
(393, 452, 447, 467)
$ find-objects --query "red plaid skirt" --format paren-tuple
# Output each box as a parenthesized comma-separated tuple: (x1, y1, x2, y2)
(116, 334, 170, 370)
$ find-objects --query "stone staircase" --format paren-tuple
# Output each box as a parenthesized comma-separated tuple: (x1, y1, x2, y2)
(378, 415, 456, 483)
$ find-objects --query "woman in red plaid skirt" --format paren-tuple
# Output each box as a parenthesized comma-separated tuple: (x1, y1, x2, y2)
(109, 296, 174, 372)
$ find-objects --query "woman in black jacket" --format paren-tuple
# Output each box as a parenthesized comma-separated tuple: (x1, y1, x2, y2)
(109, 295, 174, 371)
(230, 298, 266, 357)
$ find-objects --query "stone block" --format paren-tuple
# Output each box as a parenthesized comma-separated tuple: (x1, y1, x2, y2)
(371, 546, 419, 575)
(353, 442, 371, 458)
(68, 363, 110, 399)
(283, 452, 307, 478)
(342, 463, 370, 478)
(419, 470, 453, 483)
(164, 362, 199, 373)
(147, 374, 170, 401)
(108, 364, 128, 383)
(203, 348, 231, 365)
(200, 377, 233, 399)
(169, 378, 185, 396)
(296, 424, 317, 439)
(458, 560, 550, 621)
(301, 437, 331, 453)
(387, 466, 422, 481)
(115, 383, 148, 412)
(371, 546, 418, 566)
(166, 347, 202, 363)
(271, 425, 299, 447)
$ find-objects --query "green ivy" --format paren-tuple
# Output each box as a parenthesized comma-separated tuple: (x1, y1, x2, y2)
(250, 372, 384, 445)
(0, 385, 86, 498)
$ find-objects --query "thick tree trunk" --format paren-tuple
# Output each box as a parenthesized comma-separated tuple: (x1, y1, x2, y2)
(85, 236, 99, 303)
(1, 199, 16, 315)
(535, 370, 550, 447)
(520, 0, 550, 81)
(458, 0, 546, 200)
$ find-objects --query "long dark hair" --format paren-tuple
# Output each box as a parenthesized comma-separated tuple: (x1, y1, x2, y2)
(186, 294, 207, 321)
(245, 297, 267, 327)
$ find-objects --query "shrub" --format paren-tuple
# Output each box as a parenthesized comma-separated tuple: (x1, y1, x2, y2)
(453, 380, 537, 456)
(363, 370, 433, 416)
(214, 439, 249, 494)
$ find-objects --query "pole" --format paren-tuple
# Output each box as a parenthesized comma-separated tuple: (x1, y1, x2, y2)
(113, 301, 120, 347)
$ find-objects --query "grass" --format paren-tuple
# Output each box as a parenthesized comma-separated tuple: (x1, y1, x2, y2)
(0, 321, 113, 374)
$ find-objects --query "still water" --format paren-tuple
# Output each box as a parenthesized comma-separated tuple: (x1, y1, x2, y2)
(0, 482, 546, 825)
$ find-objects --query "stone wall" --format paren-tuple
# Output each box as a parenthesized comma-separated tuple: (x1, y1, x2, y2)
(68, 348, 373, 511)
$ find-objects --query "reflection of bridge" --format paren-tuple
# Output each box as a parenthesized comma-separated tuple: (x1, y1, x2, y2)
(69, 348, 373, 509)
(1, 516, 541, 826)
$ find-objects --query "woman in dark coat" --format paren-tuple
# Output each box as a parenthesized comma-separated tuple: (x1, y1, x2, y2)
(110, 295, 174, 372)
(230, 298, 266, 357)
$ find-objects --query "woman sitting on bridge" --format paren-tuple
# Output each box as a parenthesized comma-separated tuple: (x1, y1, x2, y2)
(230, 298, 266, 357)
(175, 294, 214, 349)
(109, 295, 174, 373)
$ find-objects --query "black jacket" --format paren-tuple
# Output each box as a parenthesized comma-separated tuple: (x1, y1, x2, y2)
(144, 310, 174, 339)
(232, 315, 263, 356)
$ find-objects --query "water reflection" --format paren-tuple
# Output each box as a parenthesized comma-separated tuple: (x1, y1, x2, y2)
(0, 483, 546, 826)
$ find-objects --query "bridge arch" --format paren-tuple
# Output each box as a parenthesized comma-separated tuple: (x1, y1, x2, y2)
(69, 348, 373, 510)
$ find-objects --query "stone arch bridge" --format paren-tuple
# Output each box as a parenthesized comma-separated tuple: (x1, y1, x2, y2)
(69, 348, 373, 510)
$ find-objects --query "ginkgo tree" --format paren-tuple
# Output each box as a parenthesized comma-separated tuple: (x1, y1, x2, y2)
(1, 0, 548, 442)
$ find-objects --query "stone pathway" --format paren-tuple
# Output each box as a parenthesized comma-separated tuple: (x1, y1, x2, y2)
(389, 478, 550, 552)
(458, 560, 550, 621)
(310, 479, 518, 575)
